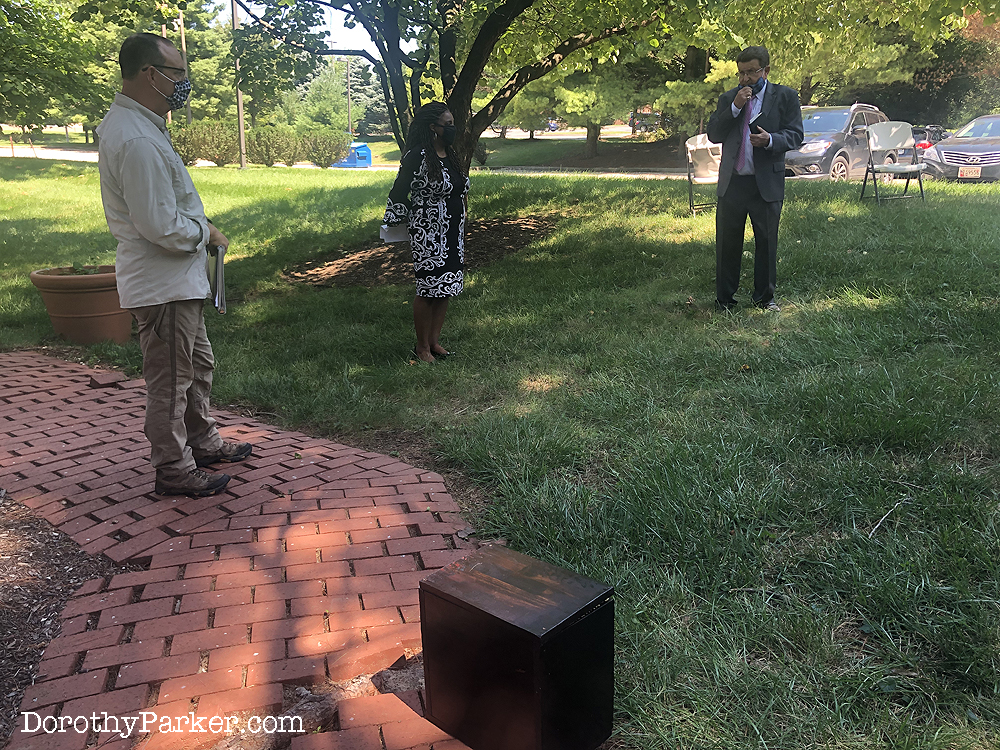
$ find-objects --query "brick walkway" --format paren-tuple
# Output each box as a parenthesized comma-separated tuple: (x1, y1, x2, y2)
(1, 352, 473, 750)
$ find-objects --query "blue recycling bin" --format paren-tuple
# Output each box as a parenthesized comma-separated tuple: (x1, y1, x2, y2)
(352, 142, 371, 167)
(334, 142, 372, 168)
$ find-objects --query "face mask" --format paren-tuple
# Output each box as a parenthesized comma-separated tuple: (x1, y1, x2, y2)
(437, 124, 457, 146)
(153, 66, 192, 110)
(748, 76, 765, 95)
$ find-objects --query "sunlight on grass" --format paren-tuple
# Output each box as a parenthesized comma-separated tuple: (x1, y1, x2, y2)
(829, 286, 900, 310)
(519, 374, 567, 393)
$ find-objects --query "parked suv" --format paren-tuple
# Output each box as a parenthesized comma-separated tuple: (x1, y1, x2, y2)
(786, 104, 896, 180)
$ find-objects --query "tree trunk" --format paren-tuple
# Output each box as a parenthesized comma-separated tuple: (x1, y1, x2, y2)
(584, 123, 601, 158)
(799, 77, 815, 106)
(452, 114, 476, 173)
(684, 46, 707, 81)
(529, 130, 535, 140)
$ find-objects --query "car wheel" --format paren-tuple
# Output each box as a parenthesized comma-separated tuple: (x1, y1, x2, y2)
(879, 156, 896, 183)
(830, 155, 850, 181)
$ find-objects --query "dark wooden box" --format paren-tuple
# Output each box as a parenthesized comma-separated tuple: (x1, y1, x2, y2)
(419, 545, 614, 750)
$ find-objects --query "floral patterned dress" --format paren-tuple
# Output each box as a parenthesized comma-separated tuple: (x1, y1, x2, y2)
(384, 148, 469, 298)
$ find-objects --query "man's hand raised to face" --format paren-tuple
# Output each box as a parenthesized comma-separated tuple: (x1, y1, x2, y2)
(734, 86, 754, 110)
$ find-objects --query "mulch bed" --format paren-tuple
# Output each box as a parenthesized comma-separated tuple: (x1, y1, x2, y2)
(284, 215, 559, 288)
(0, 489, 139, 743)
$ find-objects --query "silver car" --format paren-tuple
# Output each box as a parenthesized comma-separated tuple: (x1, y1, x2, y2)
(921, 115, 1000, 182)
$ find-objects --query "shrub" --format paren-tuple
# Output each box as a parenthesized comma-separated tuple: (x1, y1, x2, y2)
(273, 125, 303, 167)
(196, 121, 240, 167)
(301, 128, 351, 168)
(246, 126, 283, 167)
(168, 123, 199, 165)
(168, 121, 240, 166)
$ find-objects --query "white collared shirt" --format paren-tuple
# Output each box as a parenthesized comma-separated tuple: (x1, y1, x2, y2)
(97, 93, 211, 309)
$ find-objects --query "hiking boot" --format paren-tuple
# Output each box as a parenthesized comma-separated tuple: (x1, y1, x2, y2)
(193, 441, 253, 468)
(155, 468, 231, 497)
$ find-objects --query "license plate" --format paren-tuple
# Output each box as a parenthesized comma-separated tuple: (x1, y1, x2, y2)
(958, 166, 982, 178)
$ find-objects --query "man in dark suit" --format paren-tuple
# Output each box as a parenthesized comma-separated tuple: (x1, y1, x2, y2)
(707, 46, 803, 311)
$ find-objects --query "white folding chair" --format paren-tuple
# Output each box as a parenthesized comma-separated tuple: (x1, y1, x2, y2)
(860, 121, 926, 205)
(685, 134, 721, 214)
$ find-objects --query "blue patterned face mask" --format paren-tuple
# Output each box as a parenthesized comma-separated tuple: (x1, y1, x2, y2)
(153, 66, 192, 110)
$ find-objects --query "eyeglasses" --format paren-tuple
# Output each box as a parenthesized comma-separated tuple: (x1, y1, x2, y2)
(737, 67, 765, 80)
(145, 64, 187, 76)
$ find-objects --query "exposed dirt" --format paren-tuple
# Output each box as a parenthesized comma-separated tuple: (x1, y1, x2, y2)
(0, 489, 139, 744)
(284, 215, 559, 289)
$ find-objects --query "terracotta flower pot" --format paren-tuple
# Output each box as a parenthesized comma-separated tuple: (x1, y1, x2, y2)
(29, 265, 132, 345)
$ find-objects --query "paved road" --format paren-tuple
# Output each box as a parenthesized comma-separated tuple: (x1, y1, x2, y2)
(6, 144, 99, 162)
(480, 124, 636, 140)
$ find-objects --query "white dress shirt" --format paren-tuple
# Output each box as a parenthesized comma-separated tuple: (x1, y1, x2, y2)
(731, 80, 772, 175)
(97, 93, 211, 309)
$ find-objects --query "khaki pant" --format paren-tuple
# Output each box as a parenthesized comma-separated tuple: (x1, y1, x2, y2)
(131, 299, 223, 473)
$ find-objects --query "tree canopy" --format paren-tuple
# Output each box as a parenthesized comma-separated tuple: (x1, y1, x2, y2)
(221, 0, 1000, 169)
(10, 0, 1000, 158)
(0, 0, 97, 128)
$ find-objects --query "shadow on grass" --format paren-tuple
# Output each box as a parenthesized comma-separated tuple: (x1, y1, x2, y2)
(199, 175, 1000, 364)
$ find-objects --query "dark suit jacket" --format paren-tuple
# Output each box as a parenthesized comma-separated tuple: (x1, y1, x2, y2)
(707, 81, 803, 202)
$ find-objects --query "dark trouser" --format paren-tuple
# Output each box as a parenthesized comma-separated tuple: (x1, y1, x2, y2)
(130, 299, 223, 474)
(716, 174, 782, 307)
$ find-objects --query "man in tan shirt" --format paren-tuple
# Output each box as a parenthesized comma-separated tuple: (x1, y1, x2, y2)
(97, 33, 251, 496)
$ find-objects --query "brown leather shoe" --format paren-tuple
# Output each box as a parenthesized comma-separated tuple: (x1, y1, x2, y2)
(155, 468, 230, 497)
(193, 441, 252, 468)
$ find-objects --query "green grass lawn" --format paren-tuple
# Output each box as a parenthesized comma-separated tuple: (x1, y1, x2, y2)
(357, 132, 611, 167)
(2, 157, 999, 749)
(476, 134, 677, 168)
(358, 134, 401, 164)
(359, 132, 679, 169)
(478, 136, 598, 166)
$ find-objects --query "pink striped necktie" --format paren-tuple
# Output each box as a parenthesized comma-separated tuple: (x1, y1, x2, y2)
(735, 94, 755, 172)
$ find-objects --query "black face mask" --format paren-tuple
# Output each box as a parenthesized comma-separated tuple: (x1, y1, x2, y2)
(437, 124, 457, 146)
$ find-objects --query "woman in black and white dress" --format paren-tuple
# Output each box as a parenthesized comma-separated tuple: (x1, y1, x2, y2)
(384, 102, 469, 363)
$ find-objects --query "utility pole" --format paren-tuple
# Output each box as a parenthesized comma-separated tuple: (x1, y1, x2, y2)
(346, 57, 352, 136)
(161, 24, 171, 124)
(231, 0, 247, 168)
(178, 10, 192, 125)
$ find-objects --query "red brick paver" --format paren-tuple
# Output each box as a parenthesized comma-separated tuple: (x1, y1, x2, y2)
(1, 352, 473, 750)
